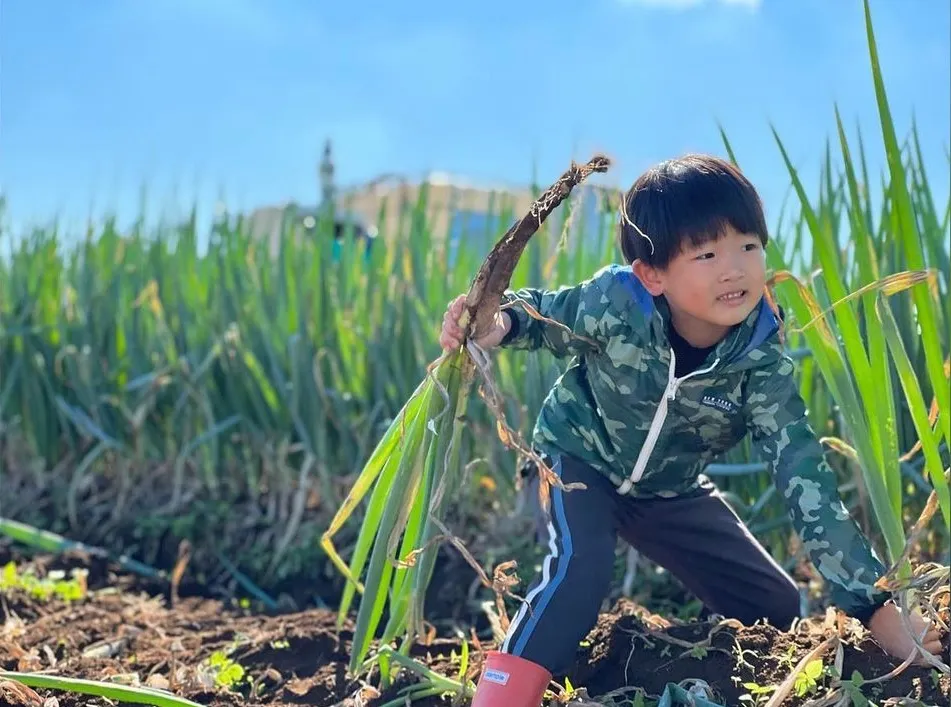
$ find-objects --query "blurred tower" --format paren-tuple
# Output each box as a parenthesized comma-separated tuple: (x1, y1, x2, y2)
(319, 139, 335, 210)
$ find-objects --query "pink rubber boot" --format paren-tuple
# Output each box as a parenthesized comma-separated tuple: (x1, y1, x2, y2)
(469, 650, 552, 707)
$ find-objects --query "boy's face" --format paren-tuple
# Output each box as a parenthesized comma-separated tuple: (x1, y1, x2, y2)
(632, 225, 766, 348)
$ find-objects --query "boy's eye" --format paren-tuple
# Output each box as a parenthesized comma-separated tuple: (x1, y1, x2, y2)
(744, 243, 761, 252)
(694, 252, 715, 260)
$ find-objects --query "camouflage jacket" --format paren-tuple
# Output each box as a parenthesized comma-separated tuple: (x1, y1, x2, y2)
(499, 264, 891, 616)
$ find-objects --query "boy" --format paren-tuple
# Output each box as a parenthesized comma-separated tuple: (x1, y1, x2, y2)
(439, 154, 944, 707)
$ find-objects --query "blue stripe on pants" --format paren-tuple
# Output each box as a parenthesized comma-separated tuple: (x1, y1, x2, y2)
(510, 456, 574, 657)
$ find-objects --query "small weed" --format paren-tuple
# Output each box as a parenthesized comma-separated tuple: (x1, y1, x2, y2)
(777, 643, 798, 671)
(584, 686, 657, 707)
(839, 670, 869, 707)
(688, 645, 708, 660)
(793, 658, 824, 698)
(0, 561, 87, 603)
(201, 650, 246, 691)
(731, 638, 758, 673)
(738, 680, 777, 705)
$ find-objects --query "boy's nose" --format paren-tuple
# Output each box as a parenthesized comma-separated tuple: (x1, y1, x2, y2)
(719, 253, 746, 281)
(720, 266, 744, 282)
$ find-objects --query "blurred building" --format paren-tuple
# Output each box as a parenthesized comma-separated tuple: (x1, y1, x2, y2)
(245, 140, 619, 261)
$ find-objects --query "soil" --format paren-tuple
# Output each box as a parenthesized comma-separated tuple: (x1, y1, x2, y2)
(0, 544, 948, 707)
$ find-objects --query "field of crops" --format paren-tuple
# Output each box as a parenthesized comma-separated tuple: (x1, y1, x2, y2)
(1, 3, 949, 707)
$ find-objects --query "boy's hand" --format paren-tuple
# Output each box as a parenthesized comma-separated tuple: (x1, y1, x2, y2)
(439, 294, 511, 352)
(866, 600, 945, 666)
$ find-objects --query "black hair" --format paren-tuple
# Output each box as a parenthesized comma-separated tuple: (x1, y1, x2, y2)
(618, 154, 769, 269)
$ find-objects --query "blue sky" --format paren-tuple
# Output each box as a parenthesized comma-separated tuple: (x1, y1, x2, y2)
(2, 0, 949, 244)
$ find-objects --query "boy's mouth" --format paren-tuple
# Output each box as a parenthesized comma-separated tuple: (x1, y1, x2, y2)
(716, 290, 747, 304)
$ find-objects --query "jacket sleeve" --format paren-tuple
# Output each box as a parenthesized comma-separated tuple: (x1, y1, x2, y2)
(743, 355, 892, 618)
(498, 268, 618, 358)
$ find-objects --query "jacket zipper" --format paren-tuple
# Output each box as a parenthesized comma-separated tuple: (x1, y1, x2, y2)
(615, 349, 720, 495)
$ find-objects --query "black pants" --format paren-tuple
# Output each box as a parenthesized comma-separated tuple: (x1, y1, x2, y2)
(502, 453, 801, 675)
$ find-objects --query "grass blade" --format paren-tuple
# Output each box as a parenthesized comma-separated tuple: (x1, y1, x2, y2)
(0, 672, 203, 707)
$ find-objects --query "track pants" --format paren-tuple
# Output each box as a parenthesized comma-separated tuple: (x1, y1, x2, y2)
(501, 453, 802, 675)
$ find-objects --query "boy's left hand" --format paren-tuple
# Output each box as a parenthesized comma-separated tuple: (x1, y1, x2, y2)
(866, 600, 945, 665)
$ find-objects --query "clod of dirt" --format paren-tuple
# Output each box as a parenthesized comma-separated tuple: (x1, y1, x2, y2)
(0, 679, 43, 707)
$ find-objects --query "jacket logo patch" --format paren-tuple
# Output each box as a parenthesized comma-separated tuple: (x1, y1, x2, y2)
(701, 395, 737, 413)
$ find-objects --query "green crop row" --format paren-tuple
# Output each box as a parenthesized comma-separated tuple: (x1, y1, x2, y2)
(0, 1, 947, 601)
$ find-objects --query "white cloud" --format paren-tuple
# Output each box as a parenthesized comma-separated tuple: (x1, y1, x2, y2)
(618, 0, 761, 10)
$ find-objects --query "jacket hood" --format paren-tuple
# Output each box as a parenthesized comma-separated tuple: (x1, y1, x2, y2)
(606, 264, 783, 372)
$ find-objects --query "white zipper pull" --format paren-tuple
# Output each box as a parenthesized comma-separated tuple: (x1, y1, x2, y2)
(667, 380, 682, 401)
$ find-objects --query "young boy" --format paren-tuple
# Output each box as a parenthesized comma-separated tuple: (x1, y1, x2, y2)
(439, 154, 944, 707)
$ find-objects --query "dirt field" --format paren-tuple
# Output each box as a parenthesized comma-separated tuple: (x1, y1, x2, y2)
(0, 544, 948, 707)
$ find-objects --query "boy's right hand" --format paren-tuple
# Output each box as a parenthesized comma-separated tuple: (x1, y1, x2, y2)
(439, 294, 511, 352)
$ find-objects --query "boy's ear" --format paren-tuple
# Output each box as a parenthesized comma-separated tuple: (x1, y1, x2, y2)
(632, 259, 665, 296)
